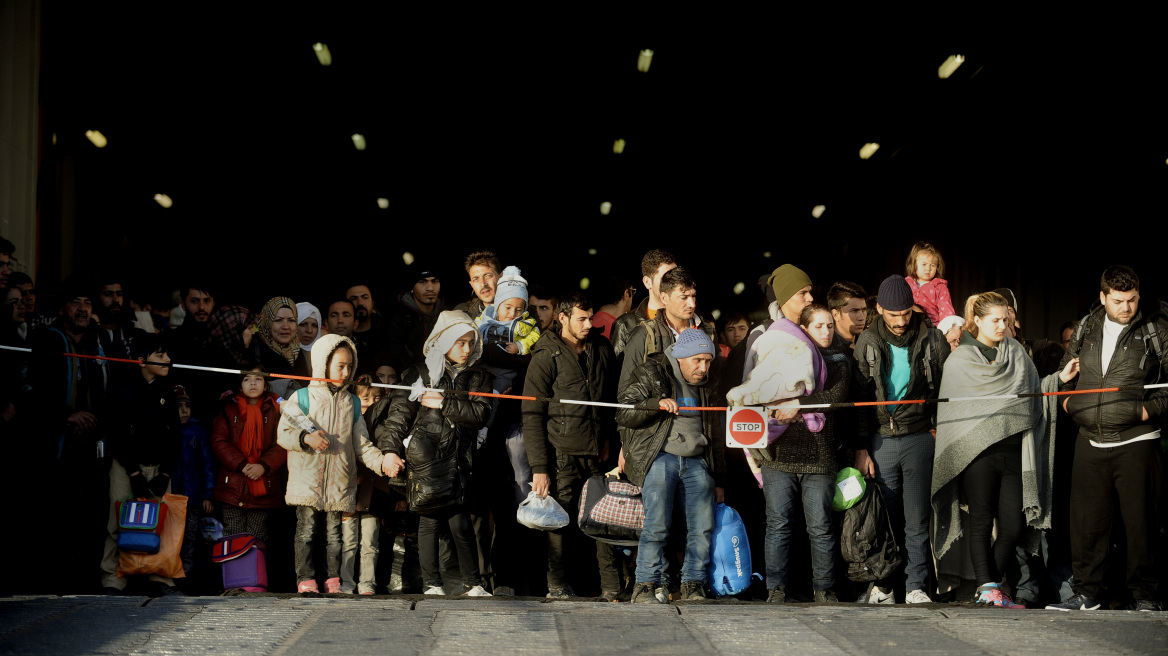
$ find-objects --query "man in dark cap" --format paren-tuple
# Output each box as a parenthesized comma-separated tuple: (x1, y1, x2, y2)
(385, 265, 444, 367)
(853, 274, 950, 604)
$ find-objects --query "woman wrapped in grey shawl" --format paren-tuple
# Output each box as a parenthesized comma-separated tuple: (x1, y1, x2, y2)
(930, 335, 1062, 585)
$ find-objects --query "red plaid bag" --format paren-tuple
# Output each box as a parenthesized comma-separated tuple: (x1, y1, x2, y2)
(578, 474, 644, 546)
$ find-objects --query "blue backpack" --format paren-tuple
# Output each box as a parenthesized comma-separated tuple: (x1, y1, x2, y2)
(708, 503, 753, 597)
(294, 388, 363, 426)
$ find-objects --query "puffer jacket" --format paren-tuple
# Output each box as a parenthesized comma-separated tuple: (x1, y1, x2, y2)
(1061, 299, 1168, 444)
(854, 313, 949, 437)
(521, 329, 619, 475)
(211, 392, 288, 509)
(615, 352, 726, 488)
(374, 363, 491, 498)
(277, 334, 385, 512)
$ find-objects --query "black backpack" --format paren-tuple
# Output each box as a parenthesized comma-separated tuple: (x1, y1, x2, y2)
(840, 483, 903, 582)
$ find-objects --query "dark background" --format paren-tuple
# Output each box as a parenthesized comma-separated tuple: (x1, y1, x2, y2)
(33, 8, 1168, 338)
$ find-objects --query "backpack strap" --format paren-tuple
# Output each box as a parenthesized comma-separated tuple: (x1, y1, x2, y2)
(295, 387, 309, 415)
(923, 337, 935, 391)
(1070, 313, 1091, 357)
(351, 393, 363, 425)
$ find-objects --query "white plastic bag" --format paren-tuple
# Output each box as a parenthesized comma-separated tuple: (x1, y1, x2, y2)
(516, 491, 570, 530)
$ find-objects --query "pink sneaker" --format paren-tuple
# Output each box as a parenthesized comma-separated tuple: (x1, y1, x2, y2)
(325, 577, 343, 594)
(975, 583, 1024, 609)
(297, 580, 319, 594)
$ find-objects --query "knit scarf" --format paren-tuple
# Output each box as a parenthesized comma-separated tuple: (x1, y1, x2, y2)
(875, 311, 920, 349)
(235, 396, 268, 498)
(257, 296, 300, 366)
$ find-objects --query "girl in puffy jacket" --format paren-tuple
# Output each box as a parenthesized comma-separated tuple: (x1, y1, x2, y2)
(379, 311, 493, 596)
(278, 334, 388, 594)
(211, 364, 287, 545)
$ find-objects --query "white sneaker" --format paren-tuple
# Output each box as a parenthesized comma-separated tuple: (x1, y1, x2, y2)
(424, 586, 446, 595)
(905, 589, 931, 604)
(867, 586, 895, 604)
(654, 587, 669, 604)
(464, 585, 493, 597)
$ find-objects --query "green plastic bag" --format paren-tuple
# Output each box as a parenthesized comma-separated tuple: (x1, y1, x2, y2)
(833, 467, 866, 511)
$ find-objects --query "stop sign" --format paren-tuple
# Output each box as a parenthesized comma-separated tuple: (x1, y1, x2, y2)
(726, 406, 767, 448)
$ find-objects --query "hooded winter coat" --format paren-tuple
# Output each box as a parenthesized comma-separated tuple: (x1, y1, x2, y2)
(277, 334, 385, 512)
(374, 311, 492, 511)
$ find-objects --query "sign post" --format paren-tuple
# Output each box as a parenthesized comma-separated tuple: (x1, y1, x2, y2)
(726, 406, 767, 448)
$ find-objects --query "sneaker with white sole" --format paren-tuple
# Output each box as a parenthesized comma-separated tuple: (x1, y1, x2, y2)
(464, 585, 492, 597)
(1045, 594, 1100, 611)
(424, 585, 446, 595)
(905, 589, 931, 604)
(867, 586, 895, 604)
(974, 583, 1024, 609)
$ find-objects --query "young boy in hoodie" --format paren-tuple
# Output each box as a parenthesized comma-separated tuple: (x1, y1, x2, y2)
(101, 333, 184, 596)
(278, 334, 389, 594)
(172, 386, 216, 581)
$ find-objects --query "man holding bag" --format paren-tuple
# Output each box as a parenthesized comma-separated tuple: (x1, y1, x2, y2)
(616, 328, 726, 603)
(522, 292, 620, 599)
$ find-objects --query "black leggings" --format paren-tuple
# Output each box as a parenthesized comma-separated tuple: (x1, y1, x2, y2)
(418, 507, 481, 589)
(961, 438, 1024, 584)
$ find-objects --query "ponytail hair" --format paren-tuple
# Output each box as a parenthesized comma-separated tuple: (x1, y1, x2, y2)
(963, 292, 1009, 339)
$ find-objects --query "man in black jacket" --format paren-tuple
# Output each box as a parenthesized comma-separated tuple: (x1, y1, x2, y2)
(617, 328, 725, 603)
(618, 267, 718, 394)
(30, 280, 111, 593)
(611, 249, 677, 356)
(854, 275, 949, 605)
(1047, 266, 1166, 612)
(521, 292, 619, 599)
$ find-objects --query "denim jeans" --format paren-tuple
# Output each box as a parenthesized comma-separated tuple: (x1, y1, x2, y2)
(636, 452, 715, 586)
(760, 468, 836, 591)
(294, 506, 342, 583)
(869, 430, 934, 592)
(340, 511, 380, 593)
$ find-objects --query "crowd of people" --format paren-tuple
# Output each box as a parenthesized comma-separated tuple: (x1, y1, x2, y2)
(0, 236, 1163, 611)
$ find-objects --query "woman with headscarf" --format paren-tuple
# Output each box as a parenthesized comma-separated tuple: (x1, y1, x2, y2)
(296, 302, 321, 352)
(931, 292, 1079, 608)
(204, 305, 252, 369)
(251, 296, 311, 399)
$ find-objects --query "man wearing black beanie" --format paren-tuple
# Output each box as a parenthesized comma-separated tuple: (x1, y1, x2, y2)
(853, 274, 950, 605)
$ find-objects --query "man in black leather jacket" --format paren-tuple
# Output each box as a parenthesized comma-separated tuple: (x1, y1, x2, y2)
(616, 328, 725, 603)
